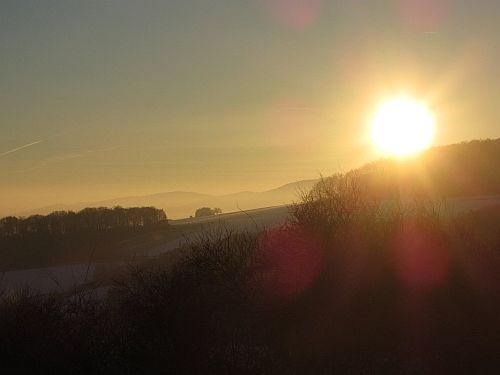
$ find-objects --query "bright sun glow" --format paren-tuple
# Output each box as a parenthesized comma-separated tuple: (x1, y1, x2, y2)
(371, 97, 436, 156)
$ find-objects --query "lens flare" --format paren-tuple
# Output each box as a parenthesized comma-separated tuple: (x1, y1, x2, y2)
(261, 0, 323, 29)
(396, 0, 449, 32)
(256, 225, 324, 305)
(393, 220, 451, 291)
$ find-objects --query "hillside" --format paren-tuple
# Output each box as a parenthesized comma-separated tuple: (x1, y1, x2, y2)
(356, 138, 500, 199)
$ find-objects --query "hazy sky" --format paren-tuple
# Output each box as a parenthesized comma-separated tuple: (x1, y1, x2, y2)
(1, 0, 499, 214)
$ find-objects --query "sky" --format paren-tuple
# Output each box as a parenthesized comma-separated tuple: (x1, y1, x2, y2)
(1, 0, 499, 215)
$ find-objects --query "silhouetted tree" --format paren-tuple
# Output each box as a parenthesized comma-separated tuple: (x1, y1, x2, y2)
(194, 207, 221, 218)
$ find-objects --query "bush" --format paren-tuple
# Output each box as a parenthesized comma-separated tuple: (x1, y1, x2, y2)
(2, 173, 500, 373)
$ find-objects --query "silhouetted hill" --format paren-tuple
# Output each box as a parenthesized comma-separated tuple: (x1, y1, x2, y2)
(355, 138, 500, 199)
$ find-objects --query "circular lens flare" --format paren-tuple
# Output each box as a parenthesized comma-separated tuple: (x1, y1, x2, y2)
(371, 97, 436, 156)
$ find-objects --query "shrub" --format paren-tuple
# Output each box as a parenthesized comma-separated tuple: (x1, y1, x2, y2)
(2, 173, 500, 373)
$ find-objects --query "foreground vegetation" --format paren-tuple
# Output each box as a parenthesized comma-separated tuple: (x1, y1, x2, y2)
(1, 172, 500, 373)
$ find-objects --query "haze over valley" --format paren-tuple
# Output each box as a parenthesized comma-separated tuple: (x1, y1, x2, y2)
(14, 179, 318, 220)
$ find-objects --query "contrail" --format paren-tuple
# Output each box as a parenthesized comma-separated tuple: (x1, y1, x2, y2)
(0, 140, 44, 157)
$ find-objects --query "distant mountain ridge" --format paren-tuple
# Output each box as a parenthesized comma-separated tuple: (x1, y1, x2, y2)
(15, 138, 500, 220)
(18, 179, 319, 220)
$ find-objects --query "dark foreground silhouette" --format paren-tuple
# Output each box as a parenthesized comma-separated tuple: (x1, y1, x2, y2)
(1, 173, 500, 374)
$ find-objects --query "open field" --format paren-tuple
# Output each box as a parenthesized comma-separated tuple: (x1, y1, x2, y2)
(2, 196, 500, 294)
(0, 206, 291, 293)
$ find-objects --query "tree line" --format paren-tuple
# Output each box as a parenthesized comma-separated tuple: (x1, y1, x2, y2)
(0, 206, 167, 237)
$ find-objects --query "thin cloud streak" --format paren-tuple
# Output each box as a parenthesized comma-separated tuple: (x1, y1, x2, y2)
(0, 140, 44, 157)
(9, 145, 125, 174)
(0, 124, 92, 159)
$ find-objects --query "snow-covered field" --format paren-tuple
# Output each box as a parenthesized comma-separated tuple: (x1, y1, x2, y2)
(2, 197, 499, 294)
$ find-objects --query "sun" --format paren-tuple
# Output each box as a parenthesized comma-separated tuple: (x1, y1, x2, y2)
(371, 97, 436, 156)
